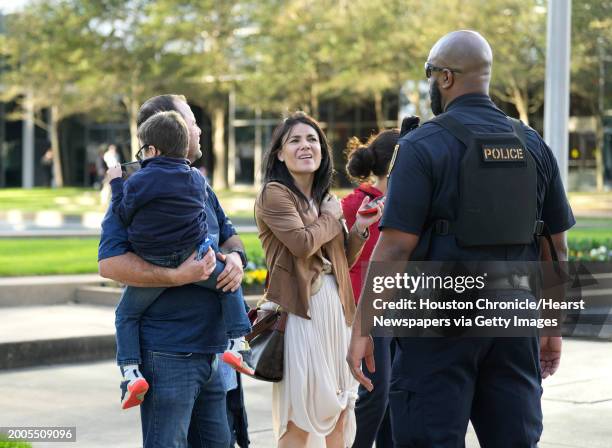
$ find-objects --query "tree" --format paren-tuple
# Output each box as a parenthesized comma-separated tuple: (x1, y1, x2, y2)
(85, 0, 198, 159)
(571, 0, 612, 190)
(319, 0, 429, 129)
(172, 1, 249, 189)
(240, 0, 341, 115)
(419, 0, 548, 125)
(1, 0, 107, 186)
(87, 0, 246, 189)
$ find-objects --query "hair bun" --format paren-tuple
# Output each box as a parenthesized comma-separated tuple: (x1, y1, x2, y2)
(346, 139, 375, 180)
(345, 129, 399, 182)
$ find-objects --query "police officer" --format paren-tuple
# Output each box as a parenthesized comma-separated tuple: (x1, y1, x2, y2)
(347, 30, 575, 447)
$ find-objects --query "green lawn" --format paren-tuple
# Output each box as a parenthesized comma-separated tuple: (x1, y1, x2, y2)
(0, 435, 32, 447)
(0, 188, 610, 276)
(0, 234, 264, 277)
(0, 188, 104, 213)
(568, 226, 612, 240)
(1, 227, 611, 276)
(0, 238, 100, 276)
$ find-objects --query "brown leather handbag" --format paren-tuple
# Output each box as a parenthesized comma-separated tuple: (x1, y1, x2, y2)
(245, 306, 287, 382)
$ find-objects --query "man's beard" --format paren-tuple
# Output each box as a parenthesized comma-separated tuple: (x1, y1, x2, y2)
(429, 79, 444, 116)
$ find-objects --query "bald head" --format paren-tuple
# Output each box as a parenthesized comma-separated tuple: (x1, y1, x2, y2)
(429, 30, 492, 78)
(426, 30, 493, 114)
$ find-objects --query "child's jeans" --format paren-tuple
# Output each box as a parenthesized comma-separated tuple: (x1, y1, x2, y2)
(115, 238, 252, 366)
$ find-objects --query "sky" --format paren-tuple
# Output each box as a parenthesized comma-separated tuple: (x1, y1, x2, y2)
(0, 0, 28, 15)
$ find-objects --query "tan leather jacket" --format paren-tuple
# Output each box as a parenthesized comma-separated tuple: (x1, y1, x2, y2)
(255, 182, 367, 325)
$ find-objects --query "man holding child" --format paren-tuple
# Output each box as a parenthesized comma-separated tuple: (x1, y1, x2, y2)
(98, 94, 249, 448)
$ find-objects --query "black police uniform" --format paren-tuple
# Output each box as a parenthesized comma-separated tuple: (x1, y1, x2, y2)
(381, 93, 575, 448)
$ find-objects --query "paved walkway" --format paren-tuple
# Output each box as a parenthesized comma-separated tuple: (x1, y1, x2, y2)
(0, 339, 610, 447)
(0, 305, 113, 343)
(0, 275, 105, 287)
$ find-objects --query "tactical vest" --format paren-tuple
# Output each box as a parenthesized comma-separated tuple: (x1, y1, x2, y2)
(430, 114, 542, 248)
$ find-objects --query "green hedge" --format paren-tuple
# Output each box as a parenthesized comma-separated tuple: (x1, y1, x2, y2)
(568, 237, 612, 261)
(0, 435, 32, 448)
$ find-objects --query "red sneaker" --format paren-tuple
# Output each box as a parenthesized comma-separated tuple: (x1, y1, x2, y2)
(221, 350, 255, 376)
(120, 377, 149, 409)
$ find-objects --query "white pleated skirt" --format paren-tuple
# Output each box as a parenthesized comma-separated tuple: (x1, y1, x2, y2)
(272, 274, 358, 447)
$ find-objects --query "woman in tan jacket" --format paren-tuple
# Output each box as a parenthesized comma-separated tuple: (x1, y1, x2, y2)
(255, 112, 384, 448)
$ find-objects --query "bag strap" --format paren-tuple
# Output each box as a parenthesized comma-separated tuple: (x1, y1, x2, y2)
(536, 221, 560, 263)
(275, 311, 288, 333)
(426, 115, 469, 239)
(508, 118, 561, 263)
(245, 309, 287, 343)
(245, 311, 279, 342)
(431, 114, 473, 147)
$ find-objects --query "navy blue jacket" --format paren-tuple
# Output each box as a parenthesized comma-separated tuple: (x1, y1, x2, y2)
(110, 156, 208, 257)
(98, 184, 237, 354)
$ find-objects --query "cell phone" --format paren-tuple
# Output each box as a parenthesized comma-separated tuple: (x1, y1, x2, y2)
(121, 161, 141, 179)
(358, 196, 385, 216)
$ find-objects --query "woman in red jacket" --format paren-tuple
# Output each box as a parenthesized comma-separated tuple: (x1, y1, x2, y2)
(341, 129, 398, 448)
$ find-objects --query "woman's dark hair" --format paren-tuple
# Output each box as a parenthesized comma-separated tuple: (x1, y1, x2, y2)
(261, 111, 333, 207)
(345, 129, 399, 182)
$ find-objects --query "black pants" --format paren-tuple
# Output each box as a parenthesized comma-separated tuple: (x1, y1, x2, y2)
(353, 337, 395, 448)
(227, 374, 250, 447)
(389, 336, 543, 448)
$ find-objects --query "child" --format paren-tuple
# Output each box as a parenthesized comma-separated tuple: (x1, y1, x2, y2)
(107, 111, 253, 409)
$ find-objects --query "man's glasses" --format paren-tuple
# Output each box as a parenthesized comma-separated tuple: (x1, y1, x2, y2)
(424, 62, 463, 79)
(136, 144, 149, 162)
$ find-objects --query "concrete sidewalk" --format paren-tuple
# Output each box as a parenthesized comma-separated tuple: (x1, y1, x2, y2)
(0, 298, 260, 370)
(0, 338, 610, 447)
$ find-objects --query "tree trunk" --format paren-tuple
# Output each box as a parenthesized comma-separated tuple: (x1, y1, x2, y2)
(511, 87, 530, 125)
(253, 107, 263, 187)
(128, 98, 140, 160)
(374, 91, 384, 131)
(407, 88, 422, 119)
(227, 90, 236, 188)
(0, 101, 5, 188)
(22, 91, 35, 188)
(212, 106, 227, 190)
(49, 105, 64, 187)
(595, 116, 605, 192)
(310, 83, 319, 118)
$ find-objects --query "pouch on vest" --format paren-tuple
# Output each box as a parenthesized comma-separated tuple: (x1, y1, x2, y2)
(432, 115, 538, 247)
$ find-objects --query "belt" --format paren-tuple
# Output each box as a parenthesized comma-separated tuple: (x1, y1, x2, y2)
(311, 263, 333, 296)
(485, 275, 531, 292)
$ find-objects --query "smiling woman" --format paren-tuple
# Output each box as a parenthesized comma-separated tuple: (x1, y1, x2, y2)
(277, 122, 322, 176)
(255, 111, 384, 448)
(261, 111, 333, 209)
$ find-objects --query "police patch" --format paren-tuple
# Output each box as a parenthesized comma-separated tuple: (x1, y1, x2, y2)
(481, 144, 526, 162)
(387, 144, 400, 177)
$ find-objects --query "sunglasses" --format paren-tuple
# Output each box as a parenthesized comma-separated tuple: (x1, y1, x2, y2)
(136, 144, 150, 162)
(424, 62, 463, 79)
